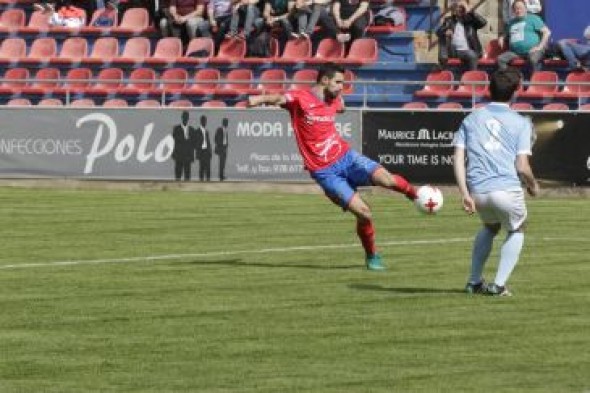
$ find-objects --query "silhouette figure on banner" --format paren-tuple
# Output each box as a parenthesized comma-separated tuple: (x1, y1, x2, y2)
(171, 111, 197, 181)
(195, 115, 212, 181)
(214, 117, 229, 181)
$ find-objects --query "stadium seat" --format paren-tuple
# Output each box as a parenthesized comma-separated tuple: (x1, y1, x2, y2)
(274, 37, 312, 64)
(20, 37, 57, 64)
(510, 102, 534, 111)
(367, 6, 406, 33)
(556, 71, 590, 99)
(103, 98, 129, 107)
(159, 68, 188, 93)
(38, 98, 63, 106)
(180, 37, 214, 64)
(478, 38, 505, 66)
(51, 37, 88, 65)
(112, 7, 150, 34)
(6, 98, 32, 106)
(305, 38, 345, 64)
(136, 99, 161, 107)
(437, 102, 463, 109)
(542, 103, 569, 111)
(402, 101, 428, 109)
(168, 99, 193, 107)
(519, 71, 559, 99)
(579, 103, 590, 111)
(216, 69, 255, 95)
(0, 67, 29, 93)
(341, 38, 378, 65)
(89, 67, 124, 94)
(343, 69, 355, 95)
(257, 69, 287, 94)
(22, 10, 51, 33)
(201, 100, 226, 108)
(70, 98, 96, 107)
(59, 67, 93, 94)
(448, 70, 489, 98)
(87, 8, 119, 32)
(234, 100, 248, 108)
(185, 68, 220, 95)
(210, 37, 247, 64)
(290, 69, 318, 90)
(84, 37, 119, 65)
(120, 67, 157, 95)
(0, 37, 26, 64)
(414, 70, 454, 98)
(241, 37, 279, 64)
(23, 67, 60, 94)
(0, 9, 26, 32)
(146, 37, 183, 65)
(113, 37, 151, 65)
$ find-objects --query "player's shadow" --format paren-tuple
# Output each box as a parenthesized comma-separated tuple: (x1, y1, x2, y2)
(180, 258, 359, 270)
(348, 283, 464, 295)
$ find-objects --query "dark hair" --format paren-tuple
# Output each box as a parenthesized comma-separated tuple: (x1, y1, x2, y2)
(316, 62, 345, 83)
(512, 0, 526, 10)
(489, 68, 521, 102)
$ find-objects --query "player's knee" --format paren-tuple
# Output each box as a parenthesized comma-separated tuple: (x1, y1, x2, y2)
(355, 207, 373, 223)
(485, 223, 501, 235)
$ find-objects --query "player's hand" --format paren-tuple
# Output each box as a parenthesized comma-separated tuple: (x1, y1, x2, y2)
(527, 182, 540, 197)
(461, 195, 476, 215)
(246, 96, 258, 107)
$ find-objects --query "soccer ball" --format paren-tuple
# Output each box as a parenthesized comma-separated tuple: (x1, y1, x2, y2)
(415, 185, 444, 214)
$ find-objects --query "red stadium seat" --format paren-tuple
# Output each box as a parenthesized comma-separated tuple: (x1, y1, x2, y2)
(437, 102, 463, 109)
(38, 98, 63, 106)
(0, 67, 29, 93)
(0, 9, 26, 32)
(85, 37, 119, 65)
(180, 37, 214, 64)
(234, 100, 248, 108)
(402, 101, 428, 109)
(341, 38, 378, 65)
(159, 68, 188, 93)
(168, 99, 193, 108)
(113, 37, 151, 65)
(70, 98, 96, 107)
(23, 10, 50, 33)
(103, 98, 129, 107)
(510, 102, 534, 111)
(23, 67, 60, 94)
(136, 99, 161, 107)
(59, 67, 93, 94)
(6, 98, 32, 106)
(305, 38, 345, 64)
(211, 37, 247, 64)
(257, 69, 287, 94)
(579, 103, 590, 111)
(542, 103, 569, 111)
(478, 38, 505, 66)
(185, 68, 220, 95)
(146, 37, 183, 65)
(414, 70, 454, 98)
(201, 100, 226, 108)
(0, 37, 26, 64)
(275, 37, 312, 64)
(290, 69, 318, 90)
(89, 67, 124, 94)
(52, 37, 88, 65)
(20, 37, 57, 64)
(216, 69, 255, 95)
(343, 69, 355, 95)
(87, 7, 118, 31)
(112, 7, 150, 34)
(519, 71, 559, 98)
(120, 67, 157, 94)
(557, 71, 590, 99)
(448, 70, 489, 98)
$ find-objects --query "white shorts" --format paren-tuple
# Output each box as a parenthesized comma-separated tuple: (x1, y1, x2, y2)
(472, 189, 527, 231)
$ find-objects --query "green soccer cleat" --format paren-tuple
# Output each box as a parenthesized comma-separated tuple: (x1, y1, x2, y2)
(365, 254, 386, 271)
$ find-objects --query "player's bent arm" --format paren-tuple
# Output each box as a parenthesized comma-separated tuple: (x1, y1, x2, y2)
(516, 154, 539, 196)
(247, 94, 287, 108)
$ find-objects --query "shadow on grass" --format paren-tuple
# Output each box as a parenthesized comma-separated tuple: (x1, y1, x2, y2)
(348, 283, 465, 294)
(179, 258, 360, 270)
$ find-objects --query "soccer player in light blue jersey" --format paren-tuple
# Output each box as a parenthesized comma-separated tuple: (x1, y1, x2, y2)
(453, 68, 539, 296)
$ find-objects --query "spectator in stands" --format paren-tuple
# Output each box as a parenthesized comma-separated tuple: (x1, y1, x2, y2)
(262, 0, 298, 40)
(196, 0, 233, 53)
(332, 0, 370, 44)
(159, 0, 205, 44)
(497, 0, 550, 73)
(436, 0, 487, 70)
(502, 0, 541, 25)
(92, 0, 119, 27)
(227, 0, 262, 40)
(154, 0, 171, 33)
(557, 26, 590, 72)
(35, 0, 87, 28)
(299, 0, 337, 40)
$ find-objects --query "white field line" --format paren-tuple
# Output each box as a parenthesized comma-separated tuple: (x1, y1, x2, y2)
(0, 236, 585, 270)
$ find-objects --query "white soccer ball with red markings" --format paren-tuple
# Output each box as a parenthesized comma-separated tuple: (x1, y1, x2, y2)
(415, 185, 444, 215)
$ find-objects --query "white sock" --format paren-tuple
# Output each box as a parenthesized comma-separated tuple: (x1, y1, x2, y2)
(494, 232, 524, 287)
(469, 227, 495, 284)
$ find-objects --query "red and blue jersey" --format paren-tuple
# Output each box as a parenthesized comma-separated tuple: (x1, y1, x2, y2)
(283, 89, 349, 171)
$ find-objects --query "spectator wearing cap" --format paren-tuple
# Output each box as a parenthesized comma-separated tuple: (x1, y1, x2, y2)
(557, 26, 590, 72)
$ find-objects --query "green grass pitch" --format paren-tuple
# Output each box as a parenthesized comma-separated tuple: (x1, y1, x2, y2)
(0, 186, 588, 392)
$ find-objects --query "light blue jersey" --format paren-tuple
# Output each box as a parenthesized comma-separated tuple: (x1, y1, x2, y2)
(453, 102, 532, 194)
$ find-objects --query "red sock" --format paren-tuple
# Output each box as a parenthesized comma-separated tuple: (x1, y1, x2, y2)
(391, 174, 417, 200)
(357, 220, 377, 257)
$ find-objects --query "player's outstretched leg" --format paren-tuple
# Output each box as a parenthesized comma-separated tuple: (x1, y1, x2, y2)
(348, 193, 385, 271)
(371, 167, 418, 201)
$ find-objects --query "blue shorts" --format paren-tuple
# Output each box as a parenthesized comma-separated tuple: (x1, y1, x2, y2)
(310, 150, 381, 209)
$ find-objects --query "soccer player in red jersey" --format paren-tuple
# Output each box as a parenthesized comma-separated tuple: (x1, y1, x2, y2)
(247, 63, 417, 270)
